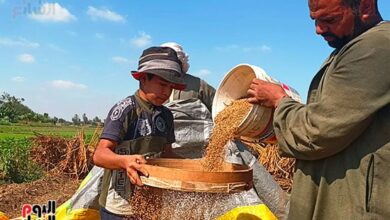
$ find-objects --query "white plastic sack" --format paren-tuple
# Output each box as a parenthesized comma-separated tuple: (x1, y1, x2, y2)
(165, 98, 213, 158)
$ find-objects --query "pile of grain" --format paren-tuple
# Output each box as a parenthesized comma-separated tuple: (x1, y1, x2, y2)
(202, 99, 252, 171)
(131, 186, 162, 219)
(130, 186, 247, 220)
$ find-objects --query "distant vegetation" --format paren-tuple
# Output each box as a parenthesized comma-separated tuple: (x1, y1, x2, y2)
(0, 92, 102, 184)
(0, 123, 97, 140)
(0, 92, 102, 126)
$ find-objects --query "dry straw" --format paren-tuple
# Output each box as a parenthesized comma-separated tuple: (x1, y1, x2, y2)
(30, 126, 102, 179)
(241, 140, 295, 192)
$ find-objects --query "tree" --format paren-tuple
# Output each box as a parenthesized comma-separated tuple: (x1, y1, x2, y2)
(0, 93, 33, 122)
(25, 112, 35, 122)
(58, 118, 67, 124)
(92, 116, 102, 126)
(41, 113, 50, 123)
(82, 113, 89, 125)
(72, 114, 81, 125)
(53, 116, 58, 124)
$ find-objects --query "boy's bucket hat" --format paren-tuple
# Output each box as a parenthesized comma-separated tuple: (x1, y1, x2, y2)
(131, 46, 186, 90)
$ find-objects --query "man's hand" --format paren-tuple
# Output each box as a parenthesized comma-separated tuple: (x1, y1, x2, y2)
(121, 155, 148, 186)
(247, 78, 288, 108)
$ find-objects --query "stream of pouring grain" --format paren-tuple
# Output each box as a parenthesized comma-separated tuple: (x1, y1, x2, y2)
(202, 99, 252, 171)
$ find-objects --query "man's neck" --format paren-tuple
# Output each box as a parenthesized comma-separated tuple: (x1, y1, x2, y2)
(367, 15, 383, 28)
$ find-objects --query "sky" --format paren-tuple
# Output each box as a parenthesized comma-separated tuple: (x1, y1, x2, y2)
(1, 0, 389, 121)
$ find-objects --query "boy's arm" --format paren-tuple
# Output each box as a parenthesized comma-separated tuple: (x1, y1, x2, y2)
(93, 138, 148, 186)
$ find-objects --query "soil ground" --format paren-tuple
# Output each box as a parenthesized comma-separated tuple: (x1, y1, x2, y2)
(0, 173, 80, 218)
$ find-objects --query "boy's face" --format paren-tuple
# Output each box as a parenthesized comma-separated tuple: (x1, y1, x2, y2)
(140, 74, 174, 106)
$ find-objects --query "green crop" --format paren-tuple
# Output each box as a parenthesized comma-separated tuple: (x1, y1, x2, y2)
(0, 138, 43, 183)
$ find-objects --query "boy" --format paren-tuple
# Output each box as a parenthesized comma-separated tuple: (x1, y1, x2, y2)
(93, 46, 186, 219)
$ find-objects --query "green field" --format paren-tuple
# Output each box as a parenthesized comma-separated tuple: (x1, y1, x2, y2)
(0, 123, 101, 183)
(0, 123, 98, 140)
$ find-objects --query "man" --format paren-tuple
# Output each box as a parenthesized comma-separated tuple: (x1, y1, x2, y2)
(161, 42, 216, 158)
(247, 0, 389, 219)
(161, 42, 216, 112)
(93, 46, 186, 219)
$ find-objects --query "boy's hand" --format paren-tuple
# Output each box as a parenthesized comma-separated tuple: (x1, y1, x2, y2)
(121, 155, 148, 186)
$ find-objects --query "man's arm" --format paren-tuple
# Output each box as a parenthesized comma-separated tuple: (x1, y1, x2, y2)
(93, 138, 148, 186)
(270, 37, 389, 160)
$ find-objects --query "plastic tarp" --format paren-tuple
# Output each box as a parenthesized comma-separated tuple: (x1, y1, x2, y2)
(216, 204, 277, 220)
(56, 166, 102, 219)
(225, 141, 290, 220)
(0, 211, 9, 220)
(165, 98, 213, 159)
(56, 98, 289, 219)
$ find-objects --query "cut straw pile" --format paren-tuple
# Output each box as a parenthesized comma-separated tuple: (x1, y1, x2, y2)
(242, 140, 295, 192)
(259, 143, 295, 192)
(30, 126, 102, 179)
